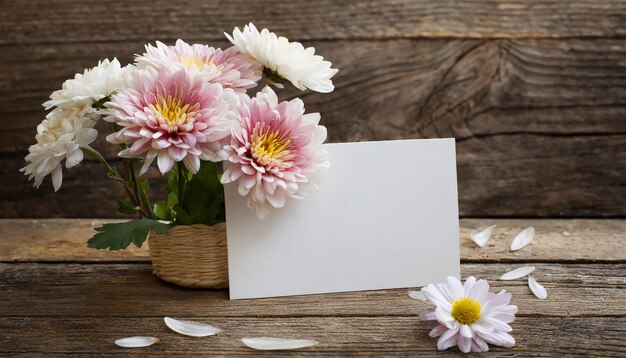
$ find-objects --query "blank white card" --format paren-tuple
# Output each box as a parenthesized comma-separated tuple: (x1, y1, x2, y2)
(224, 138, 460, 299)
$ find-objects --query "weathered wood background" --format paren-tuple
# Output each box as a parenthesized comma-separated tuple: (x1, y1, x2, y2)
(1, 0, 625, 218)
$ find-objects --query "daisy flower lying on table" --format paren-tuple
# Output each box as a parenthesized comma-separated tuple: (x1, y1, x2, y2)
(420, 276, 518, 353)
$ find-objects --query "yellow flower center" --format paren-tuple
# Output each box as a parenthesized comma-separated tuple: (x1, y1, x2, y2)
(149, 95, 198, 131)
(451, 297, 481, 325)
(180, 55, 214, 68)
(250, 125, 292, 167)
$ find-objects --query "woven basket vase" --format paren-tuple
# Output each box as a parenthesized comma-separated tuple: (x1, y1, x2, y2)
(148, 223, 228, 288)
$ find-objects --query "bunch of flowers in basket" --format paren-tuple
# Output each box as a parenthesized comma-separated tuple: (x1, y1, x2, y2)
(21, 24, 337, 250)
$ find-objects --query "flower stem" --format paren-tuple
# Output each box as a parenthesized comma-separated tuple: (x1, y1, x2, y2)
(256, 67, 284, 93)
(126, 160, 141, 207)
(82, 146, 150, 218)
(82, 146, 120, 179)
(123, 158, 153, 218)
(177, 162, 186, 199)
(105, 122, 156, 219)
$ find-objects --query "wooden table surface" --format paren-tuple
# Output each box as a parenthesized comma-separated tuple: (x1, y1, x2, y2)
(1, 218, 625, 356)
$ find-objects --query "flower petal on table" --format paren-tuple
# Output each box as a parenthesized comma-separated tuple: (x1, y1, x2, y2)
(114, 336, 159, 348)
(242, 337, 319, 350)
(470, 225, 496, 247)
(408, 290, 426, 300)
(511, 227, 535, 251)
(528, 276, 548, 299)
(164, 317, 221, 337)
(500, 266, 536, 280)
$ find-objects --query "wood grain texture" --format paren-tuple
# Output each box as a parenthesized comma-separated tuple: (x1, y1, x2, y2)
(0, 219, 623, 355)
(2, 0, 626, 43)
(1, 2, 625, 354)
(1, 262, 624, 318)
(1, 219, 625, 262)
(1, 316, 624, 356)
(3, 38, 626, 217)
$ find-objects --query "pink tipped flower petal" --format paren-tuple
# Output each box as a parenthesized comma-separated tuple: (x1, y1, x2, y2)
(221, 86, 328, 218)
(136, 39, 261, 92)
(105, 67, 234, 174)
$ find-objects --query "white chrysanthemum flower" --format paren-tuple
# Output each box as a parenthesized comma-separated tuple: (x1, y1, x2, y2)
(21, 107, 99, 191)
(226, 23, 338, 93)
(43, 58, 136, 112)
(420, 276, 518, 353)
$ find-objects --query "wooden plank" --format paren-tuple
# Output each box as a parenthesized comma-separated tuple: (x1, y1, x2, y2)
(0, 262, 623, 318)
(2, 39, 626, 217)
(2, 0, 626, 44)
(460, 219, 626, 263)
(0, 316, 624, 356)
(1, 219, 624, 263)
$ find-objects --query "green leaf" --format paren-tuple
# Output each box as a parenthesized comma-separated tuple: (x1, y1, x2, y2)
(166, 169, 178, 193)
(206, 194, 226, 225)
(138, 179, 150, 191)
(153, 201, 171, 221)
(87, 219, 170, 250)
(173, 204, 194, 225)
(179, 161, 225, 225)
(116, 198, 138, 214)
(137, 179, 153, 214)
(185, 168, 194, 181)
(167, 191, 178, 208)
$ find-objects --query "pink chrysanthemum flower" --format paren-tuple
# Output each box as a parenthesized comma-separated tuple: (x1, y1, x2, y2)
(136, 39, 261, 92)
(420, 276, 517, 353)
(221, 86, 328, 218)
(105, 67, 236, 174)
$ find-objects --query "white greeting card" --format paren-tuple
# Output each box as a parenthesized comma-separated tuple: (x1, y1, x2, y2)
(224, 138, 460, 299)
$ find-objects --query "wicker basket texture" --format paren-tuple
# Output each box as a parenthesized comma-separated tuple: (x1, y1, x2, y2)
(148, 223, 228, 288)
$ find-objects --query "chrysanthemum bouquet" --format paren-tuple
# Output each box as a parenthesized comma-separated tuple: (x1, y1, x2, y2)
(22, 23, 337, 250)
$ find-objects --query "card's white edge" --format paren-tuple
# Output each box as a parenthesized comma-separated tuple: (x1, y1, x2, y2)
(229, 281, 448, 300)
(225, 137, 461, 299)
(449, 137, 461, 282)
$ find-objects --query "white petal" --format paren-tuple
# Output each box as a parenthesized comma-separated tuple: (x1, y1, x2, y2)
(435, 308, 457, 329)
(157, 152, 175, 174)
(474, 335, 490, 352)
(511, 227, 535, 251)
(463, 276, 476, 295)
(459, 324, 473, 338)
(241, 337, 319, 350)
(408, 291, 426, 300)
(114, 336, 159, 348)
(182, 155, 200, 174)
(429, 325, 448, 337)
(436, 326, 459, 351)
(51, 164, 63, 192)
(470, 225, 496, 247)
(419, 310, 437, 321)
(528, 276, 548, 299)
(447, 276, 465, 300)
(421, 284, 452, 310)
(164, 317, 221, 337)
(481, 330, 516, 348)
(500, 266, 536, 280)
(458, 335, 472, 353)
